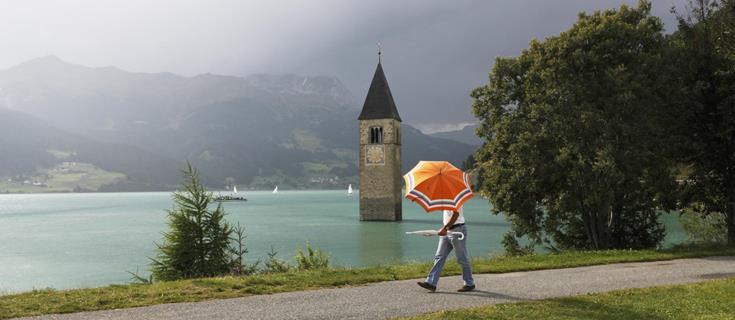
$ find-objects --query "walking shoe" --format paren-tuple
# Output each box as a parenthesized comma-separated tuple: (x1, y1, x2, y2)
(417, 281, 436, 292)
(457, 285, 476, 292)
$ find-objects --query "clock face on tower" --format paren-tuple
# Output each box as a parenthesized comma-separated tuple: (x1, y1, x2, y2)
(365, 145, 385, 165)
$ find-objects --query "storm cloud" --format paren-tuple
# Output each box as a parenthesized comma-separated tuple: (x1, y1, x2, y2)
(0, 0, 687, 132)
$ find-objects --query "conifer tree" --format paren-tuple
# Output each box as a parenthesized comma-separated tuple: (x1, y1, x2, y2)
(151, 163, 232, 281)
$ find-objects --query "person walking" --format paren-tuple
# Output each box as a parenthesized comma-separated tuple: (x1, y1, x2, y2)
(403, 161, 475, 293)
(417, 205, 475, 292)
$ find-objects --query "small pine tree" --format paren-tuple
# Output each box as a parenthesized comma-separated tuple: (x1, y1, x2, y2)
(151, 163, 233, 281)
(264, 246, 291, 273)
(229, 222, 259, 276)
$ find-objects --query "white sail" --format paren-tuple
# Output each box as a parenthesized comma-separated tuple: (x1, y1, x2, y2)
(272, 186, 278, 194)
(347, 184, 353, 195)
(233, 185, 238, 193)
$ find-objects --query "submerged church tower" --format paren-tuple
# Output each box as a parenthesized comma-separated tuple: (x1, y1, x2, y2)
(358, 54, 402, 221)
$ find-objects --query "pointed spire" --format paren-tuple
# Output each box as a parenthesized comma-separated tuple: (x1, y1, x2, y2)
(358, 58, 402, 122)
(377, 42, 382, 64)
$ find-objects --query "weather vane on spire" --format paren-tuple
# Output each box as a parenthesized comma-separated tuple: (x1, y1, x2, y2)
(377, 42, 382, 63)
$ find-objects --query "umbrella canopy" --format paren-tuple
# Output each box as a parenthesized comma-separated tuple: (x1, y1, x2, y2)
(403, 161, 473, 212)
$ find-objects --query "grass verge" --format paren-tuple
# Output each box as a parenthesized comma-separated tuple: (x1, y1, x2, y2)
(402, 276, 735, 320)
(1, 245, 733, 319)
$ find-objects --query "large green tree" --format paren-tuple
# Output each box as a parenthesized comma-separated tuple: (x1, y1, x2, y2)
(671, 0, 735, 244)
(151, 163, 233, 281)
(472, 1, 678, 250)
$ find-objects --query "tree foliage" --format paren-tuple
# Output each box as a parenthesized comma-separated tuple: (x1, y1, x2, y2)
(151, 163, 233, 281)
(472, 1, 678, 250)
(670, 0, 735, 244)
(679, 205, 727, 244)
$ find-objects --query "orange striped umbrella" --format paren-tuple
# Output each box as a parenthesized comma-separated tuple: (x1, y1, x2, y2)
(403, 161, 473, 212)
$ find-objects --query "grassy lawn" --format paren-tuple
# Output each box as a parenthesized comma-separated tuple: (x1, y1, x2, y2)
(0, 162, 125, 193)
(403, 277, 735, 320)
(0, 245, 733, 319)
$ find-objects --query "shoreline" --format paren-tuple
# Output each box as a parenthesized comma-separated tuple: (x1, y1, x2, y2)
(1, 245, 733, 319)
(0, 188, 360, 195)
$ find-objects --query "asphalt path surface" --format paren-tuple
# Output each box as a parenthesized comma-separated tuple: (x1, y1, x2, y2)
(17, 256, 735, 320)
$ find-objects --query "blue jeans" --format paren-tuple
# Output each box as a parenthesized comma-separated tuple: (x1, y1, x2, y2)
(426, 225, 474, 287)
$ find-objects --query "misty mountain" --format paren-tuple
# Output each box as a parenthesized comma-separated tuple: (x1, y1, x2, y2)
(0, 107, 180, 190)
(0, 107, 71, 176)
(429, 124, 483, 147)
(0, 56, 475, 190)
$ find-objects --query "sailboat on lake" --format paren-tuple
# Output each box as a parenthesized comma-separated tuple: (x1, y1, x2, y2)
(347, 184, 353, 196)
(272, 186, 278, 194)
(233, 185, 238, 193)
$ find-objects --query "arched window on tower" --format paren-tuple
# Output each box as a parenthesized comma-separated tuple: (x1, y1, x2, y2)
(369, 126, 383, 144)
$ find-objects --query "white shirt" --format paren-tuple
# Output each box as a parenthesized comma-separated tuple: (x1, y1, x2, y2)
(443, 206, 465, 226)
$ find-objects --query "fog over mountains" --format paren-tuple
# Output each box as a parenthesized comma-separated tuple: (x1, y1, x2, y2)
(0, 56, 475, 191)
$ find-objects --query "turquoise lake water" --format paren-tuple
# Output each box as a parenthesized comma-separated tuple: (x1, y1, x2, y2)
(0, 191, 685, 293)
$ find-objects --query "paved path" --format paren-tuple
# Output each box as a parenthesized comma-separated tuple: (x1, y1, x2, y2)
(18, 256, 735, 320)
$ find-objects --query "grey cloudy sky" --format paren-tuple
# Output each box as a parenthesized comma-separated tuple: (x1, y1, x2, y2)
(0, 0, 687, 133)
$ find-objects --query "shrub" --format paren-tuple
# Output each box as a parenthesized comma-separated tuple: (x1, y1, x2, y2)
(295, 241, 330, 270)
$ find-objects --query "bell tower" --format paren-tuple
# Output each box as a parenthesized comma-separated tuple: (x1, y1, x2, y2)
(358, 52, 402, 221)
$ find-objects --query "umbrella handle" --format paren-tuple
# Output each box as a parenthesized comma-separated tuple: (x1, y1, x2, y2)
(449, 231, 465, 240)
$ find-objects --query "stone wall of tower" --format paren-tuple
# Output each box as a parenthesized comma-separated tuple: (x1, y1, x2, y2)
(359, 118, 402, 221)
